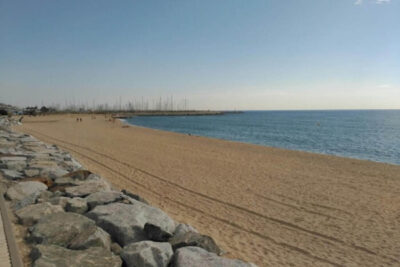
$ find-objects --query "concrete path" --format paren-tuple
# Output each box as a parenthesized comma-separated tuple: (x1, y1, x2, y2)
(0, 181, 22, 267)
(0, 201, 11, 267)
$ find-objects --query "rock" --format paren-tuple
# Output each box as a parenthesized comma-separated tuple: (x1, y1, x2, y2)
(86, 202, 176, 246)
(13, 193, 39, 210)
(169, 232, 221, 255)
(48, 196, 69, 209)
(65, 180, 111, 197)
(28, 212, 111, 250)
(172, 247, 256, 267)
(39, 168, 69, 179)
(66, 198, 88, 214)
(63, 170, 92, 180)
(122, 189, 149, 204)
(144, 223, 173, 242)
(5, 181, 48, 201)
(36, 191, 54, 203)
(53, 176, 82, 187)
(121, 241, 173, 267)
(24, 169, 40, 177)
(20, 136, 37, 142)
(1, 169, 23, 180)
(1, 159, 27, 171)
(111, 242, 122, 255)
(85, 191, 123, 209)
(173, 224, 198, 238)
(31, 244, 122, 267)
(15, 203, 63, 226)
(29, 160, 59, 170)
(0, 156, 27, 161)
(25, 177, 53, 187)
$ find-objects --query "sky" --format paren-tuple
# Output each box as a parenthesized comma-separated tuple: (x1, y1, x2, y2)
(0, 0, 399, 110)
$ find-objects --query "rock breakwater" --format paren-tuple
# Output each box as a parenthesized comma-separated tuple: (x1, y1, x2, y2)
(0, 117, 257, 267)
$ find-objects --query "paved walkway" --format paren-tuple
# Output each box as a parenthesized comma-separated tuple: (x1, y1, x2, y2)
(0, 201, 11, 267)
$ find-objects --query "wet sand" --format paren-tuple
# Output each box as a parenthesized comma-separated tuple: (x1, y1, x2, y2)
(16, 114, 400, 266)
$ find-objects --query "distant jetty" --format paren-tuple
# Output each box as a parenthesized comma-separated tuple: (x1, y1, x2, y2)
(112, 110, 242, 119)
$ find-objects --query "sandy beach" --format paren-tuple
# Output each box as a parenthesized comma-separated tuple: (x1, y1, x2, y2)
(15, 114, 400, 266)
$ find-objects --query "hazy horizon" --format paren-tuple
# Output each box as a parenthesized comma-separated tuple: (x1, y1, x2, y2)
(1, 0, 399, 110)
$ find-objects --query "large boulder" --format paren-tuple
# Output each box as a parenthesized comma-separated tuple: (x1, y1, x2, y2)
(86, 202, 176, 246)
(66, 198, 88, 214)
(15, 202, 63, 226)
(85, 191, 123, 209)
(28, 212, 111, 250)
(172, 247, 256, 267)
(169, 231, 221, 255)
(5, 181, 48, 201)
(121, 241, 173, 267)
(65, 180, 111, 197)
(31, 244, 122, 267)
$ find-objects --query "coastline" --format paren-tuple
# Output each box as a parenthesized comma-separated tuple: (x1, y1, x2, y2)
(120, 117, 400, 167)
(15, 114, 400, 266)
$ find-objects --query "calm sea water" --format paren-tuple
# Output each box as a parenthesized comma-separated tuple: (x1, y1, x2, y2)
(125, 110, 400, 165)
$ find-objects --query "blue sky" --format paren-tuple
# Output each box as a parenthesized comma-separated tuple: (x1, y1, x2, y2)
(0, 0, 399, 110)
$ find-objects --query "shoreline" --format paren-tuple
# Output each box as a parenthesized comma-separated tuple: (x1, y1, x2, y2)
(112, 110, 242, 119)
(14, 114, 400, 266)
(120, 118, 400, 167)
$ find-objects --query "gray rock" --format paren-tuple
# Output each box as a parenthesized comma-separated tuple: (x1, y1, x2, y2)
(31, 244, 122, 267)
(62, 170, 92, 180)
(53, 176, 82, 187)
(0, 156, 27, 162)
(29, 212, 111, 250)
(85, 191, 123, 209)
(48, 196, 69, 209)
(173, 224, 198, 238)
(86, 202, 176, 246)
(144, 223, 173, 242)
(6, 181, 48, 201)
(29, 160, 59, 170)
(169, 231, 221, 255)
(121, 241, 173, 267)
(122, 189, 149, 204)
(13, 193, 39, 210)
(172, 247, 257, 267)
(65, 180, 111, 197)
(66, 198, 88, 214)
(15, 203, 63, 226)
(24, 169, 40, 177)
(21, 136, 37, 142)
(111, 242, 122, 255)
(39, 168, 69, 179)
(1, 169, 23, 180)
(2, 159, 27, 171)
(36, 191, 54, 203)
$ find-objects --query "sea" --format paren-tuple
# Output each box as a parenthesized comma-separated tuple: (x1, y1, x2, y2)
(124, 110, 400, 165)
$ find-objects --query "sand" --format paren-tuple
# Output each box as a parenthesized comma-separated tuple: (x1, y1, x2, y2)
(15, 114, 400, 266)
